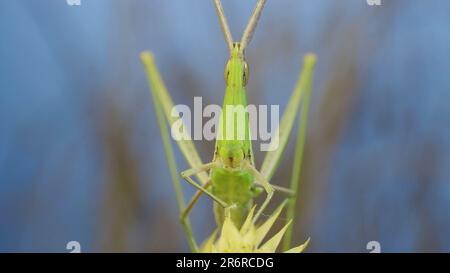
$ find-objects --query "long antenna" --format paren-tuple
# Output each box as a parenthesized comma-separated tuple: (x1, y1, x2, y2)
(240, 0, 267, 52)
(214, 0, 234, 50)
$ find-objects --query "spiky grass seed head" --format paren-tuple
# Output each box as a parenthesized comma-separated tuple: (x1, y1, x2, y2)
(201, 202, 309, 253)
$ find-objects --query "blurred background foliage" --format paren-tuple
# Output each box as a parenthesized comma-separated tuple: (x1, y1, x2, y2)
(0, 0, 449, 252)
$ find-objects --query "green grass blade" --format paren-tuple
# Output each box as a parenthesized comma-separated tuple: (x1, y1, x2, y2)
(282, 57, 315, 250)
(142, 56, 197, 251)
(260, 54, 317, 181)
(151, 86, 198, 252)
(141, 52, 208, 185)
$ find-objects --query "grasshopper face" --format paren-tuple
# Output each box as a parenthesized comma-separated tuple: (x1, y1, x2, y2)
(218, 143, 245, 169)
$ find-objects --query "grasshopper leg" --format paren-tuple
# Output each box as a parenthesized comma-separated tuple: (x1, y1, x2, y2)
(255, 184, 295, 196)
(180, 163, 228, 208)
(181, 181, 211, 221)
(246, 163, 274, 225)
(178, 182, 212, 253)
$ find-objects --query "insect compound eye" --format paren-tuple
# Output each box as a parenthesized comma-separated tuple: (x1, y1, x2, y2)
(243, 61, 249, 86)
(224, 60, 230, 84)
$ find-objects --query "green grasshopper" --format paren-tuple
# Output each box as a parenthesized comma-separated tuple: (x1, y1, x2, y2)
(141, 0, 316, 252)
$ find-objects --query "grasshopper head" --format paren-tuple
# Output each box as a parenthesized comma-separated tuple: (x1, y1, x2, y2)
(224, 43, 249, 87)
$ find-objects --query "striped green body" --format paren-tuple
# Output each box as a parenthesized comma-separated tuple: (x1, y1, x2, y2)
(211, 167, 254, 227)
(211, 44, 256, 227)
